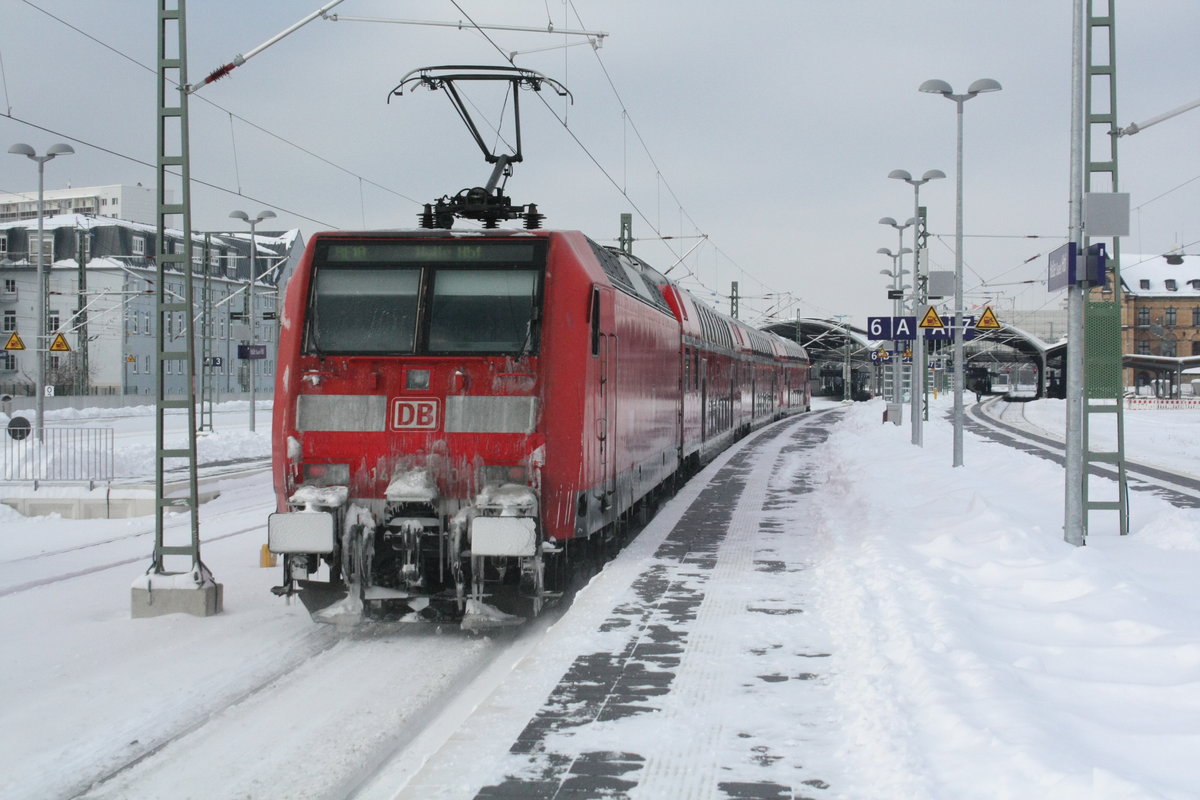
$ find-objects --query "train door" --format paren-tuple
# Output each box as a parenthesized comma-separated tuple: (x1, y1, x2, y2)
(699, 356, 708, 442)
(591, 286, 617, 514)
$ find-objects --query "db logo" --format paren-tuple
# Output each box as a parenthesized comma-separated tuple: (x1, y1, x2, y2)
(391, 398, 439, 430)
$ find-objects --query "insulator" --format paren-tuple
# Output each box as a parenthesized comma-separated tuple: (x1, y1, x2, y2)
(418, 204, 435, 229)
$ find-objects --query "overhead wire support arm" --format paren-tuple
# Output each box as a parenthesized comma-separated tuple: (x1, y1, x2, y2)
(185, 0, 347, 94)
(1115, 96, 1200, 137)
(322, 14, 608, 46)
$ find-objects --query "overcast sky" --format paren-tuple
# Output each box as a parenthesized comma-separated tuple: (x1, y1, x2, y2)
(1, 1, 1197, 327)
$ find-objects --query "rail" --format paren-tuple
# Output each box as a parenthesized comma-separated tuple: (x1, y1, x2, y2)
(0, 427, 114, 488)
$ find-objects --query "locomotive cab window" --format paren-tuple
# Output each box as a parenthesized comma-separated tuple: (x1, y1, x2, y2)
(428, 268, 539, 354)
(310, 266, 420, 353)
(304, 239, 545, 356)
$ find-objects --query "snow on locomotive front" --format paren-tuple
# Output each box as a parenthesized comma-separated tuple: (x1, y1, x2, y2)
(268, 230, 585, 620)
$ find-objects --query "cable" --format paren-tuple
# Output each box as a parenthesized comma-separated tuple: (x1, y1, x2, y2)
(1, 111, 338, 228)
(18, 0, 422, 208)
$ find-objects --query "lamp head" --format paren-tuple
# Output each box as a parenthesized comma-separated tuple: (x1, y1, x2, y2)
(922, 169, 947, 182)
(254, 210, 277, 223)
(8, 143, 36, 157)
(45, 143, 74, 157)
(888, 169, 912, 181)
(878, 216, 898, 227)
(877, 247, 893, 257)
(968, 78, 1002, 95)
(919, 78, 953, 95)
(229, 210, 250, 223)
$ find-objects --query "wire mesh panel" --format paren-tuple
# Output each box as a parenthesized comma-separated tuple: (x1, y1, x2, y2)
(1, 427, 114, 483)
(1085, 300, 1124, 398)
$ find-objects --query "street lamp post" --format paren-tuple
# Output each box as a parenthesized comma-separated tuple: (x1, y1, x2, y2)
(7, 142, 74, 441)
(919, 78, 1001, 467)
(229, 209, 276, 432)
(889, 169, 946, 446)
(876, 238, 911, 406)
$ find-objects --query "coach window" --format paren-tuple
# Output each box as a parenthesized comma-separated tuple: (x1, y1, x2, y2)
(428, 268, 539, 354)
(590, 287, 601, 356)
(309, 266, 421, 353)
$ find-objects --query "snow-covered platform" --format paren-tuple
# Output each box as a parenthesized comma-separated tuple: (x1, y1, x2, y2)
(398, 409, 847, 799)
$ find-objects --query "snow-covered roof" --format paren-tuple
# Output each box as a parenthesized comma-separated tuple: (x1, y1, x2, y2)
(1121, 253, 1200, 298)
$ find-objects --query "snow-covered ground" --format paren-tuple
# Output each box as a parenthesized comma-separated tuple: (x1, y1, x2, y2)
(1, 396, 1199, 799)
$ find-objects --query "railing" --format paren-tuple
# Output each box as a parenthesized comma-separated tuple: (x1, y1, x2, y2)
(0, 427, 114, 487)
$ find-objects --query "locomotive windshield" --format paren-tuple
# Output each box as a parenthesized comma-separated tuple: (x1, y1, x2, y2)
(305, 239, 545, 356)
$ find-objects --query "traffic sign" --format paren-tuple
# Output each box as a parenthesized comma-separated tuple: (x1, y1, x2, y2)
(4, 332, 25, 351)
(49, 333, 71, 352)
(918, 306, 946, 329)
(976, 306, 1001, 330)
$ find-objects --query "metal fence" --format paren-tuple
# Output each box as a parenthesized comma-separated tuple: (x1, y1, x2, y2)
(1, 427, 114, 486)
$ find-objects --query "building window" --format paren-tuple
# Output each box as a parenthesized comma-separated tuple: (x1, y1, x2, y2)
(2, 351, 16, 371)
(142, 310, 150, 335)
(1165, 308, 1177, 327)
(144, 355, 151, 373)
(3, 310, 15, 332)
(132, 235, 145, 256)
(1139, 279, 1150, 290)
(1161, 340, 1177, 357)
(1193, 341, 1200, 356)
(1137, 307, 1150, 326)
(34, 232, 54, 265)
(1193, 307, 1200, 327)
(131, 356, 138, 374)
(3, 278, 14, 295)
(1165, 279, 1178, 291)
(0, 234, 7, 254)
(47, 311, 60, 334)
(1136, 340, 1151, 355)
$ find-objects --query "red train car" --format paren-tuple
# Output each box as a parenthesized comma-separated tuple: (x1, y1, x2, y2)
(267, 228, 809, 620)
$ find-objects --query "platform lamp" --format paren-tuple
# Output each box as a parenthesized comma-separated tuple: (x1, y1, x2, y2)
(919, 78, 1001, 466)
(876, 241, 911, 406)
(889, 169, 946, 446)
(229, 209, 276, 432)
(8, 142, 74, 442)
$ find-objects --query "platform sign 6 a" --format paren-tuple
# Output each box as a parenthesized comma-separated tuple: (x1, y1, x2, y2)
(867, 316, 918, 340)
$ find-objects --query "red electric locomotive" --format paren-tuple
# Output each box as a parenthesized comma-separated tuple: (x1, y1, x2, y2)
(266, 65, 809, 622)
(267, 229, 809, 620)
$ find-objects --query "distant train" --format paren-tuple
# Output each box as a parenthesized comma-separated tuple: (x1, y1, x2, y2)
(267, 229, 810, 621)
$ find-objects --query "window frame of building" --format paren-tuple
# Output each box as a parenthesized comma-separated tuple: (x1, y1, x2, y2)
(1137, 307, 1150, 327)
(1136, 340, 1151, 355)
(0, 234, 7, 255)
(1193, 307, 1200, 327)
(3, 309, 15, 332)
(1161, 340, 1177, 357)
(1165, 307, 1177, 328)
(3, 278, 14, 295)
(132, 235, 145, 256)
(0, 351, 16, 371)
(47, 310, 61, 335)
(1164, 279, 1177, 291)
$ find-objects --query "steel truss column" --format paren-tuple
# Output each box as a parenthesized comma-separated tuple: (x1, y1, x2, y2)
(152, 0, 209, 578)
(1081, 0, 1129, 536)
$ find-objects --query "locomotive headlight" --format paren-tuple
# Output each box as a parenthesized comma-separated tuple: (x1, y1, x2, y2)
(406, 369, 431, 390)
(302, 463, 350, 487)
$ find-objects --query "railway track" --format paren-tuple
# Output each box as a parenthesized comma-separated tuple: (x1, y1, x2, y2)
(965, 397, 1200, 509)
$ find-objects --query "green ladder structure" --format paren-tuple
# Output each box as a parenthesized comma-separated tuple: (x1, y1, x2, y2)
(1081, 0, 1129, 536)
(148, 0, 213, 591)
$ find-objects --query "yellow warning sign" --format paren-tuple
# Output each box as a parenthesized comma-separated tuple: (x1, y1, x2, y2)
(975, 306, 1002, 330)
(4, 332, 25, 351)
(49, 333, 71, 352)
(918, 306, 946, 329)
